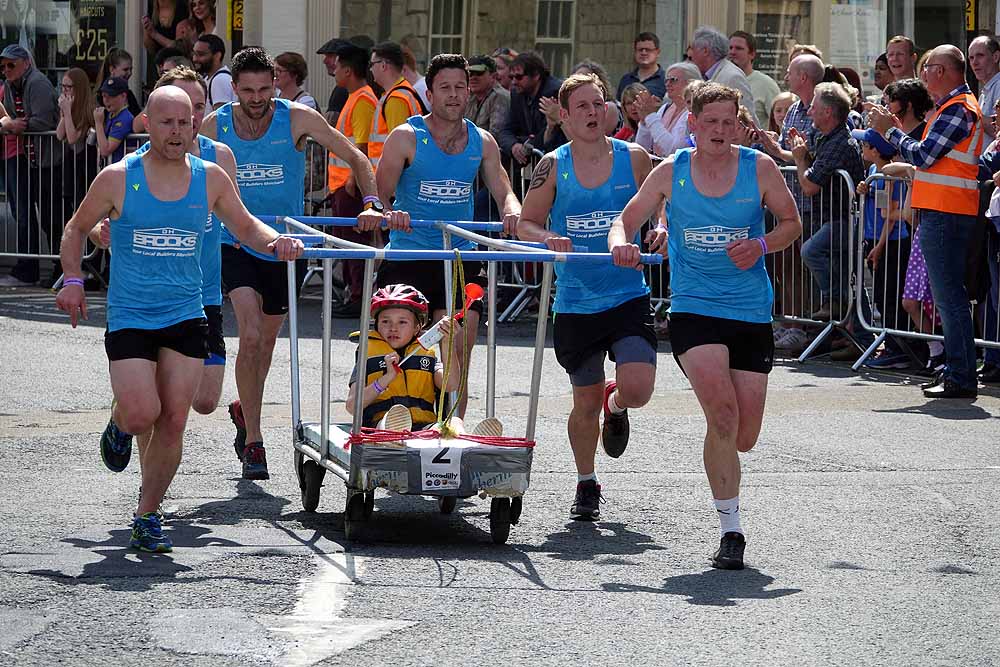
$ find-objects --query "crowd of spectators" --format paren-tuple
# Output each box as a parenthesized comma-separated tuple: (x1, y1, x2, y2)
(1, 15, 1000, 394)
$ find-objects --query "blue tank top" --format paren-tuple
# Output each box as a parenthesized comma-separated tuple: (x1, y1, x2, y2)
(667, 147, 772, 323)
(135, 135, 222, 306)
(388, 116, 481, 251)
(107, 153, 208, 332)
(549, 138, 648, 314)
(216, 98, 304, 261)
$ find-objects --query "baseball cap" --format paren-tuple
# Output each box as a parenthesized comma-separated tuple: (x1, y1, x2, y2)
(467, 55, 496, 74)
(99, 77, 129, 97)
(851, 128, 896, 159)
(0, 44, 31, 61)
(317, 35, 374, 56)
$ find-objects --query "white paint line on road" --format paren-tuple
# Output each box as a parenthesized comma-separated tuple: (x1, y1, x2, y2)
(265, 553, 414, 667)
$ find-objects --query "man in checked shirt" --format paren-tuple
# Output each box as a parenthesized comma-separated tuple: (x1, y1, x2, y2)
(868, 45, 985, 399)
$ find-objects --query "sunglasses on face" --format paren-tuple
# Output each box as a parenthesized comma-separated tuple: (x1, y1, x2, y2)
(2, 62, 18, 70)
(666, 76, 682, 83)
(512, 72, 527, 80)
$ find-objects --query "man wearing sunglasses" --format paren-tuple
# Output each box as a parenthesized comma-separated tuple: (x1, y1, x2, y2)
(0, 44, 61, 287)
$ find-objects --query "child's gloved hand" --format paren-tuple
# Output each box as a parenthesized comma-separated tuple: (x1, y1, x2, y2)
(383, 352, 400, 383)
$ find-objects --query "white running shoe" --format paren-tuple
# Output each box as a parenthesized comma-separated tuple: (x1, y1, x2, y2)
(774, 327, 811, 353)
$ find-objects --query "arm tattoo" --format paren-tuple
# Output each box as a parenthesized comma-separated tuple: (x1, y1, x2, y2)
(529, 156, 554, 191)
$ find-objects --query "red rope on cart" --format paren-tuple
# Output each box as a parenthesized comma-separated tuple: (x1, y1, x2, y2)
(346, 427, 535, 449)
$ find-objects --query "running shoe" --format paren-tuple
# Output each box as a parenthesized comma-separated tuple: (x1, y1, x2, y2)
(600, 380, 630, 458)
(774, 327, 811, 353)
(863, 350, 911, 369)
(228, 400, 247, 461)
(130, 511, 172, 553)
(99, 406, 133, 473)
(135, 486, 165, 523)
(712, 531, 746, 570)
(242, 442, 270, 480)
(570, 479, 603, 520)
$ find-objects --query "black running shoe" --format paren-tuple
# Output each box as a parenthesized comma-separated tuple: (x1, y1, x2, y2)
(99, 407, 133, 473)
(228, 400, 247, 461)
(600, 380, 630, 458)
(570, 479, 603, 520)
(712, 531, 746, 570)
(242, 442, 270, 480)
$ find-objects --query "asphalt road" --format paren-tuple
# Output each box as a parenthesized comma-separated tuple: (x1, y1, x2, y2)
(1, 285, 998, 666)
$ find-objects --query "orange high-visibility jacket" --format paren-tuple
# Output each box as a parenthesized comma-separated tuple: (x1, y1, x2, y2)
(911, 92, 984, 216)
(368, 78, 426, 169)
(327, 84, 378, 192)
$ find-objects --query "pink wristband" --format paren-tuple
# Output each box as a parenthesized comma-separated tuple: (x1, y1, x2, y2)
(756, 237, 767, 255)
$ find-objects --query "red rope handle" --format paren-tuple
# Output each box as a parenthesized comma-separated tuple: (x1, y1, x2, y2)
(346, 427, 535, 449)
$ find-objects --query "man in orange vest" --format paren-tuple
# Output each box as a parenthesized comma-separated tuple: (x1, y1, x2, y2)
(868, 45, 984, 399)
(323, 39, 380, 317)
(368, 41, 427, 169)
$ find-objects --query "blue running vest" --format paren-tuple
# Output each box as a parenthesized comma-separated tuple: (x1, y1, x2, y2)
(216, 98, 304, 261)
(388, 116, 481, 251)
(667, 146, 773, 323)
(549, 138, 648, 314)
(135, 135, 222, 306)
(107, 153, 208, 332)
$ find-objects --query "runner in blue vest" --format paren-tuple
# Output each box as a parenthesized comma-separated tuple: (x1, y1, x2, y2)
(610, 83, 801, 569)
(376, 53, 521, 419)
(89, 66, 240, 485)
(56, 87, 304, 552)
(201, 47, 384, 480)
(517, 73, 666, 521)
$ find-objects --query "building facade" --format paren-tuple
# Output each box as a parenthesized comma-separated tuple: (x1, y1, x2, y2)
(17, 0, 991, 108)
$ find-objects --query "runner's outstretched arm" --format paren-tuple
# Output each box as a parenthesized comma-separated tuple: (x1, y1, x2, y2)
(609, 156, 674, 267)
(725, 153, 801, 270)
(295, 105, 378, 199)
(516, 153, 571, 251)
(479, 132, 521, 236)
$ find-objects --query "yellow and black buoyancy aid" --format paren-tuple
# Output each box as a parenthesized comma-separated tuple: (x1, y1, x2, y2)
(357, 331, 438, 428)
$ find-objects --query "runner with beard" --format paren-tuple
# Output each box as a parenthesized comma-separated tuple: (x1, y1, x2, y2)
(201, 47, 384, 480)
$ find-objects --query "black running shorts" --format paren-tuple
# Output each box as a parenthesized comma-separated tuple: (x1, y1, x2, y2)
(105, 317, 209, 362)
(221, 244, 307, 316)
(669, 312, 774, 375)
(553, 295, 658, 386)
(376, 259, 488, 316)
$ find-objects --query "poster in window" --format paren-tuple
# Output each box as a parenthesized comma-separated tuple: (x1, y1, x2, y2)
(829, 0, 886, 96)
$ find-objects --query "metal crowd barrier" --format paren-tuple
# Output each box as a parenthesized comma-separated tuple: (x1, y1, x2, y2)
(773, 165, 858, 361)
(850, 173, 1000, 370)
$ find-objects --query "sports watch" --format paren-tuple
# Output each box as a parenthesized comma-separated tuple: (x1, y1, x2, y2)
(363, 199, 385, 213)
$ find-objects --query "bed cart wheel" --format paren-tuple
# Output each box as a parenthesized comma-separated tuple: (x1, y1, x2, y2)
(509, 497, 523, 525)
(438, 496, 457, 514)
(363, 491, 375, 519)
(344, 492, 368, 542)
(489, 498, 511, 545)
(300, 460, 325, 513)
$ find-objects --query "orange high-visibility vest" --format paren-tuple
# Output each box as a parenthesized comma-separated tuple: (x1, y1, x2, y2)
(327, 84, 377, 192)
(911, 92, 984, 216)
(368, 78, 426, 168)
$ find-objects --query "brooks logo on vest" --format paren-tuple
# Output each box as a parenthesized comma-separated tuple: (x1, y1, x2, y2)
(133, 227, 199, 257)
(237, 163, 285, 186)
(418, 179, 472, 200)
(684, 225, 749, 252)
(565, 210, 621, 237)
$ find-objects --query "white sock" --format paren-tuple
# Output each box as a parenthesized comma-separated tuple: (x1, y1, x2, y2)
(928, 341, 944, 357)
(714, 496, 743, 536)
(577, 472, 598, 484)
(607, 390, 626, 415)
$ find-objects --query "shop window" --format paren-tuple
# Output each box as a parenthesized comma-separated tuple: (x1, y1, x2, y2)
(743, 0, 812, 87)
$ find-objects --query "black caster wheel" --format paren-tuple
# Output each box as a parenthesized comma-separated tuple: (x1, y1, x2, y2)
(438, 496, 457, 514)
(363, 490, 375, 519)
(296, 452, 325, 513)
(344, 492, 368, 541)
(489, 497, 511, 545)
(510, 497, 523, 525)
